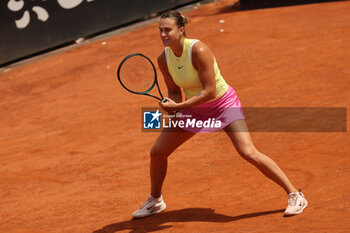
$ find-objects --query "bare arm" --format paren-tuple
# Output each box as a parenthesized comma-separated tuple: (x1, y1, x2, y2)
(157, 51, 182, 103)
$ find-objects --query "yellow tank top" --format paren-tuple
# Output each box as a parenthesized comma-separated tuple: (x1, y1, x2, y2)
(165, 38, 228, 100)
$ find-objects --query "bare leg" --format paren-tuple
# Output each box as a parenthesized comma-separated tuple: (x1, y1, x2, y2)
(150, 127, 195, 198)
(224, 120, 297, 194)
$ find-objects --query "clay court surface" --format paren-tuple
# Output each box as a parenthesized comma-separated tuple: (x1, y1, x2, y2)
(1, 0, 349, 232)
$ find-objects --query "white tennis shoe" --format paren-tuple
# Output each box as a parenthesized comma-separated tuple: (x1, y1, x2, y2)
(284, 189, 308, 216)
(132, 194, 166, 219)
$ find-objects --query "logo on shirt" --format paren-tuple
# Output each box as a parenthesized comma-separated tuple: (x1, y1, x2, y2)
(178, 66, 184, 69)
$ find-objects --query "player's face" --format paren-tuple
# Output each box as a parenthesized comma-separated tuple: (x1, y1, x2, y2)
(159, 18, 184, 47)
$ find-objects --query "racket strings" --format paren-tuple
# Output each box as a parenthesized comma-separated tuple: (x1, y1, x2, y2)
(119, 55, 155, 93)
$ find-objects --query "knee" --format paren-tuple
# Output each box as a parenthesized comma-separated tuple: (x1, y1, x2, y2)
(238, 146, 260, 164)
(150, 145, 168, 160)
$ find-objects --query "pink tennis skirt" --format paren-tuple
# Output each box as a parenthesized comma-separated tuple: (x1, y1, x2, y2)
(179, 86, 245, 133)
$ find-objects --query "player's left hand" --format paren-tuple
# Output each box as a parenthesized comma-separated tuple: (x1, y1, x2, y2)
(159, 97, 180, 114)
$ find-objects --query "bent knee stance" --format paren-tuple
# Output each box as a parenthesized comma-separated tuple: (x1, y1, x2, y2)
(237, 146, 261, 164)
(150, 145, 170, 159)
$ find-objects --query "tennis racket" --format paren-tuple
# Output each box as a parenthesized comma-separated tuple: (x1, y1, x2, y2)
(117, 53, 166, 102)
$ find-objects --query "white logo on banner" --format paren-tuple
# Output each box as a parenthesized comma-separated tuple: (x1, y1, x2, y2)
(7, 0, 24, 11)
(7, 0, 94, 29)
(57, 0, 84, 9)
(57, 0, 94, 9)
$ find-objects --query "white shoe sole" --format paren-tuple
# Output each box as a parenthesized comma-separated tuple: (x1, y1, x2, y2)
(132, 203, 166, 219)
(284, 199, 308, 216)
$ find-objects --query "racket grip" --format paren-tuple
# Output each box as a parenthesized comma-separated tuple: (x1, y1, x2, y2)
(160, 98, 178, 115)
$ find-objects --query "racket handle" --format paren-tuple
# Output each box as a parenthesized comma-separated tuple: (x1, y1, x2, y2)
(160, 98, 179, 115)
(161, 97, 180, 115)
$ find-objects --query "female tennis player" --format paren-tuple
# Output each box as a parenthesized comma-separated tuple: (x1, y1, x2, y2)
(132, 10, 308, 218)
